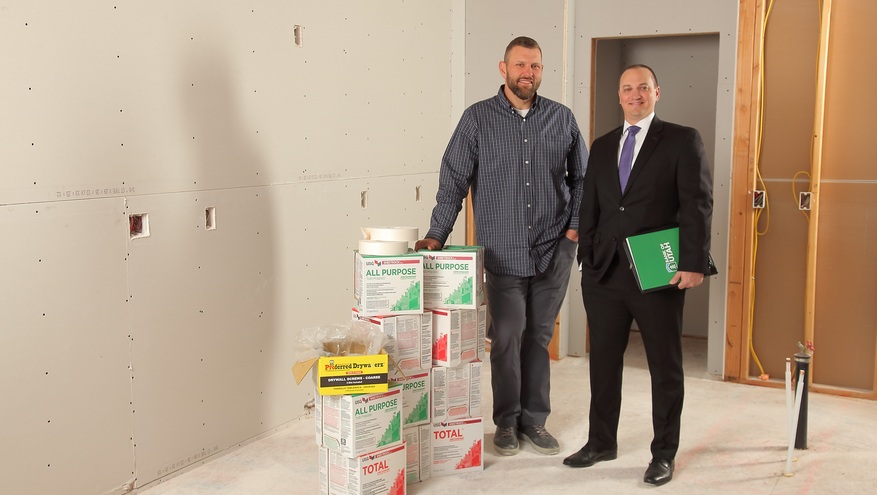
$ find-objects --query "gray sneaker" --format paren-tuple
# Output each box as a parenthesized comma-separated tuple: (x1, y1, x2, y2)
(493, 426, 519, 456)
(518, 425, 560, 455)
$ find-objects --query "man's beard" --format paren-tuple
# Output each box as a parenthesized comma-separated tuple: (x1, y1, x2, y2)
(508, 77, 538, 101)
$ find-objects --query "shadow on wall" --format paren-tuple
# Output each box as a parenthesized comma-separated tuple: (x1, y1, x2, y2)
(135, 36, 280, 488)
(180, 42, 265, 186)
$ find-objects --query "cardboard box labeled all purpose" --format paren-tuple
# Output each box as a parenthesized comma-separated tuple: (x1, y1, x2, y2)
(422, 245, 484, 309)
(431, 306, 486, 367)
(319, 443, 407, 495)
(352, 309, 432, 378)
(430, 417, 484, 478)
(431, 361, 482, 423)
(354, 251, 423, 316)
(315, 388, 403, 458)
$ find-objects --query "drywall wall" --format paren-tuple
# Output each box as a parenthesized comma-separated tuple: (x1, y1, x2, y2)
(594, 34, 721, 340)
(569, 0, 738, 375)
(0, 1, 464, 493)
(0, 2, 742, 493)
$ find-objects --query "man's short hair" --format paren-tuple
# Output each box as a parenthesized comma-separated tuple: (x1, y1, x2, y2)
(623, 64, 659, 87)
(505, 36, 542, 62)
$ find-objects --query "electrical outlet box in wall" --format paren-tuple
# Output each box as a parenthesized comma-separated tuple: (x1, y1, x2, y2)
(129, 213, 150, 239)
(753, 190, 765, 209)
(799, 192, 812, 211)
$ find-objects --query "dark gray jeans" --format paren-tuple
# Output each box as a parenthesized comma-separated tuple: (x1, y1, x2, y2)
(486, 236, 577, 428)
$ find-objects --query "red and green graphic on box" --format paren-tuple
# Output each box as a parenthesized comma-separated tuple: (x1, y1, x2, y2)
(376, 411, 401, 447)
(392, 281, 420, 311)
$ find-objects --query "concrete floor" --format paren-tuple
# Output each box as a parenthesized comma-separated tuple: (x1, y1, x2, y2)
(136, 336, 877, 494)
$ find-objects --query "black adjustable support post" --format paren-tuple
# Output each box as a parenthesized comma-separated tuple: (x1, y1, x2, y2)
(793, 350, 811, 450)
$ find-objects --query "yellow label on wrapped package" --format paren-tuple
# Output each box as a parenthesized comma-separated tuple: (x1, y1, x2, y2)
(317, 354, 389, 395)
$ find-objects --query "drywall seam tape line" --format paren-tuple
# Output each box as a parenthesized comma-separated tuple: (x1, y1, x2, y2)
(361, 226, 419, 242)
(358, 239, 409, 256)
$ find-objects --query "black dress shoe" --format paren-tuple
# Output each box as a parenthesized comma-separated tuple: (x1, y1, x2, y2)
(562, 445, 618, 468)
(643, 458, 675, 486)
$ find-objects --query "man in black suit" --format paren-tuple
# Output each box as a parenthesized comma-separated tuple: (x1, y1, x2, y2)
(563, 64, 713, 486)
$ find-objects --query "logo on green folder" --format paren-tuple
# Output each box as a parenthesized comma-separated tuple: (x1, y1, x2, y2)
(660, 242, 678, 272)
(625, 227, 680, 292)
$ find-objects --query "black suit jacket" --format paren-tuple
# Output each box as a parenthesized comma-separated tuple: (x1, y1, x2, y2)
(577, 116, 713, 284)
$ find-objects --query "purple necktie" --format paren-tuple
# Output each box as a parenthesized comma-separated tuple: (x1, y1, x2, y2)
(618, 125, 640, 191)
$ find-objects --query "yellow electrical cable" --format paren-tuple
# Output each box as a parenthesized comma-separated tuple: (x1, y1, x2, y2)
(747, 0, 776, 380)
(749, 0, 823, 380)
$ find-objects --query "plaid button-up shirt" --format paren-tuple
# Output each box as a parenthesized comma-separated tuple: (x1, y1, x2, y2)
(426, 86, 588, 277)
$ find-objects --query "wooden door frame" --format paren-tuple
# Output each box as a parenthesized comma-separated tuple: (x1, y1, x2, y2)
(724, 0, 763, 383)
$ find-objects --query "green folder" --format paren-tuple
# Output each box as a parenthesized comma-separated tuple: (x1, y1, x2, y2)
(623, 227, 717, 293)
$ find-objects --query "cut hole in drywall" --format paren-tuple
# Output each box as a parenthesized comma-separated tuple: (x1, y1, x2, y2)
(361, 191, 368, 209)
(294, 25, 303, 47)
(129, 213, 150, 239)
(415, 185, 422, 202)
(205, 207, 216, 230)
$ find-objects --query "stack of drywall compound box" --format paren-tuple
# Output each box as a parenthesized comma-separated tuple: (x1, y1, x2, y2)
(351, 227, 431, 489)
(350, 231, 487, 486)
(422, 245, 486, 479)
(313, 227, 427, 495)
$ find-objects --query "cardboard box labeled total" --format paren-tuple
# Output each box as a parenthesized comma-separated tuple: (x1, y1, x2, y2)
(430, 417, 484, 478)
(422, 245, 484, 309)
(403, 424, 431, 485)
(354, 251, 423, 316)
(388, 370, 431, 427)
(431, 361, 482, 423)
(353, 309, 432, 378)
(431, 306, 486, 367)
(315, 388, 403, 458)
(319, 443, 407, 495)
